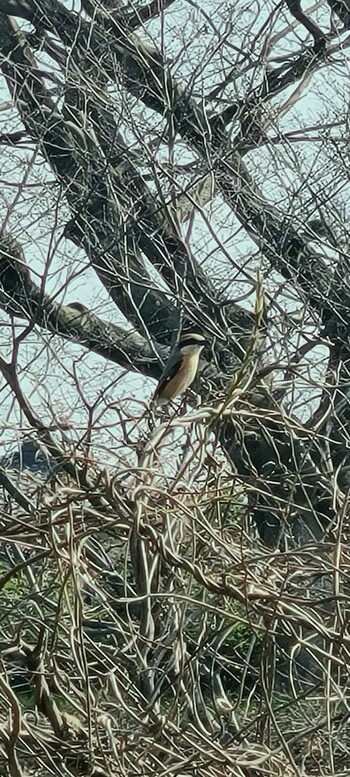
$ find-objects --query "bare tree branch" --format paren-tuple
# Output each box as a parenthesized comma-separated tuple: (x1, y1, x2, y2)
(81, 0, 177, 29)
(0, 12, 232, 343)
(285, 0, 327, 46)
(0, 4, 349, 775)
(327, 0, 350, 27)
(0, 233, 167, 378)
(0, 0, 340, 337)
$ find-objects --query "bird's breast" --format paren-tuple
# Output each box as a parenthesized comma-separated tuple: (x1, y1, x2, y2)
(162, 352, 200, 400)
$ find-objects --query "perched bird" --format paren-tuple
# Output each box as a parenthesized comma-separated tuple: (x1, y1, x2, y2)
(152, 331, 206, 406)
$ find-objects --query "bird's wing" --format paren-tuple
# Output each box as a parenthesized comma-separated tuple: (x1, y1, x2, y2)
(152, 352, 182, 400)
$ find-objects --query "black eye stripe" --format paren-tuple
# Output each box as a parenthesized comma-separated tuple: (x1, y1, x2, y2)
(180, 336, 205, 347)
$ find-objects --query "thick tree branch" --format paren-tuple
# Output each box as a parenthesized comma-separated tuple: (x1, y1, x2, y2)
(0, 233, 167, 378)
(80, 0, 177, 29)
(218, 0, 327, 148)
(0, 130, 27, 145)
(0, 5, 340, 361)
(218, 31, 331, 127)
(0, 13, 232, 344)
(0, 233, 251, 398)
(0, 19, 183, 343)
(0, 0, 341, 336)
(285, 0, 327, 45)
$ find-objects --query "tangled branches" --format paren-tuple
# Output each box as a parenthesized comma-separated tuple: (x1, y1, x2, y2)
(0, 396, 349, 777)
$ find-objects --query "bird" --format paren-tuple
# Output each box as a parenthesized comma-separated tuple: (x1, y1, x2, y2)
(152, 331, 206, 406)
